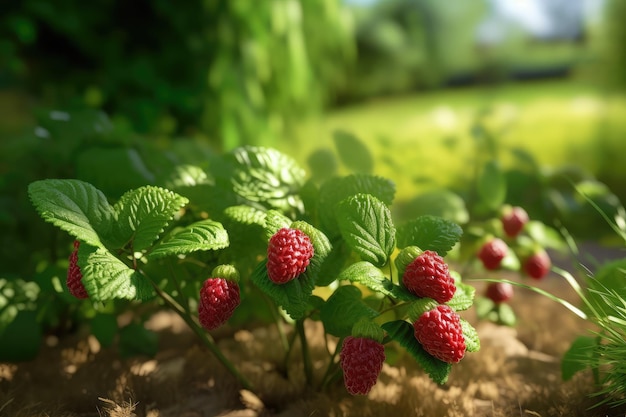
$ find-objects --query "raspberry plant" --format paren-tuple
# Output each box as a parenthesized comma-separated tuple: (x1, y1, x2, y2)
(27, 145, 480, 395)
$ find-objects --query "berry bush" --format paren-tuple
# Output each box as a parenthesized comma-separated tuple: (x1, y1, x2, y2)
(27, 145, 480, 395)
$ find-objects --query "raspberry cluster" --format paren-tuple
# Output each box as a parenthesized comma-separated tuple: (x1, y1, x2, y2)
(67, 240, 89, 299)
(399, 249, 467, 364)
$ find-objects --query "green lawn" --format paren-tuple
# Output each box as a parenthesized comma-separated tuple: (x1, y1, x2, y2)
(290, 79, 626, 201)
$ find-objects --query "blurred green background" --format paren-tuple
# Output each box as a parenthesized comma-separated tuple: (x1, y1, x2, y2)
(2, 0, 626, 235)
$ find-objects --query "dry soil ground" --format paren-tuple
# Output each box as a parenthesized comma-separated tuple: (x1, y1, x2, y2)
(1, 243, 626, 417)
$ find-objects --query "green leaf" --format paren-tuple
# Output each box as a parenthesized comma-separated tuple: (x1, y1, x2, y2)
(28, 179, 114, 248)
(396, 215, 462, 256)
(337, 194, 396, 267)
(496, 303, 517, 326)
(318, 174, 396, 235)
(249, 261, 315, 320)
(0, 310, 42, 362)
(111, 186, 189, 250)
(525, 221, 567, 250)
(478, 160, 506, 211)
(320, 286, 379, 338)
(227, 146, 306, 215)
(263, 210, 292, 241)
(333, 130, 374, 174)
(223, 205, 267, 228)
(382, 320, 452, 384)
(118, 322, 158, 358)
(399, 190, 469, 225)
(338, 261, 415, 302)
(148, 219, 229, 259)
(460, 319, 480, 353)
(79, 245, 154, 301)
(446, 281, 475, 311)
(91, 313, 118, 348)
(561, 336, 597, 381)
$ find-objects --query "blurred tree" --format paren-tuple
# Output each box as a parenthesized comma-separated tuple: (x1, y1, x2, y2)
(0, 0, 354, 149)
(601, 0, 626, 90)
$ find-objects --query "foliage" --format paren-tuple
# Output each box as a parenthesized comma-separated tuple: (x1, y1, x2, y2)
(15, 133, 481, 394)
(0, 0, 354, 147)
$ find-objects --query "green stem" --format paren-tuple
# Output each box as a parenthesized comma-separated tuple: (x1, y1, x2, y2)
(296, 319, 313, 386)
(319, 336, 344, 391)
(146, 274, 254, 391)
(263, 293, 290, 353)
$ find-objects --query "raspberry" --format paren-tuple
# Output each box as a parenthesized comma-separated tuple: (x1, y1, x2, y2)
(67, 240, 88, 299)
(477, 238, 508, 270)
(402, 250, 456, 303)
(198, 278, 240, 330)
(339, 336, 386, 395)
(523, 250, 551, 280)
(267, 228, 314, 284)
(501, 206, 529, 238)
(485, 282, 514, 304)
(413, 305, 466, 363)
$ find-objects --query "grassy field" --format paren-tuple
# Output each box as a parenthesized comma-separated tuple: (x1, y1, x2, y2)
(290, 78, 626, 202)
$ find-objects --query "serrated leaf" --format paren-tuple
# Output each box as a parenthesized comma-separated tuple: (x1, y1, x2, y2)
(460, 319, 480, 353)
(382, 320, 452, 384)
(249, 261, 315, 320)
(561, 336, 597, 381)
(338, 261, 415, 301)
(148, 220, 229, 259)
(337, 194, 396, 267)
(263, 210, 292, 241)
(111, 186, 188, 250)
(396, 215, 462, 256)
(79, 245, 153, 301)
(478, 160, 506, 210)
(28, 179, 114, 248)
(446, 282, 475, 311)
(333, 130, 374, 174)
(227, 146, 306, 215)
(223, 205, 267, 227)
(320, 286, 379, 338)
(319, 174, 396, 236)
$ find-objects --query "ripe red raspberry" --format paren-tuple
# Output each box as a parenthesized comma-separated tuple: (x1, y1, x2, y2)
(413, 305, 466, 363)
(485, 282, 514, 304)
(523, 250, 551, 280)
(198, 278, 240, 330)
(402, 250, 456, 303)
(67, 240, 88, 299)
(267, 228, 314, 284)
(501, 206, 529, 238)
(477, 238, 508, 270)
(339, 336, 386, 395)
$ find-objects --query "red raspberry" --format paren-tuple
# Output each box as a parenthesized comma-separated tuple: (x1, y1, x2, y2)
(339, 336, 386, 395)
(198, 278, 240, 330)
(477, 238, 508, 270)
(501, 206, 529, 238)
(402, 250, 456, 303)
(67, 240, 88, 299)
(523, 250, 551, 280)
(267, 228, 314, 284)
(485, 282, 514, 304)
(413, 305, 466, 364)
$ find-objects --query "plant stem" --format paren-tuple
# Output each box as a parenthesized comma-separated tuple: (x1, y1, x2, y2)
(319, 336, 344, 391)
(296, 319, 313, 386)
(146, 274, 254, 391)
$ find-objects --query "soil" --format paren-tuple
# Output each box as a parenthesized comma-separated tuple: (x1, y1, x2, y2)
(2, 243, 626, 417)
